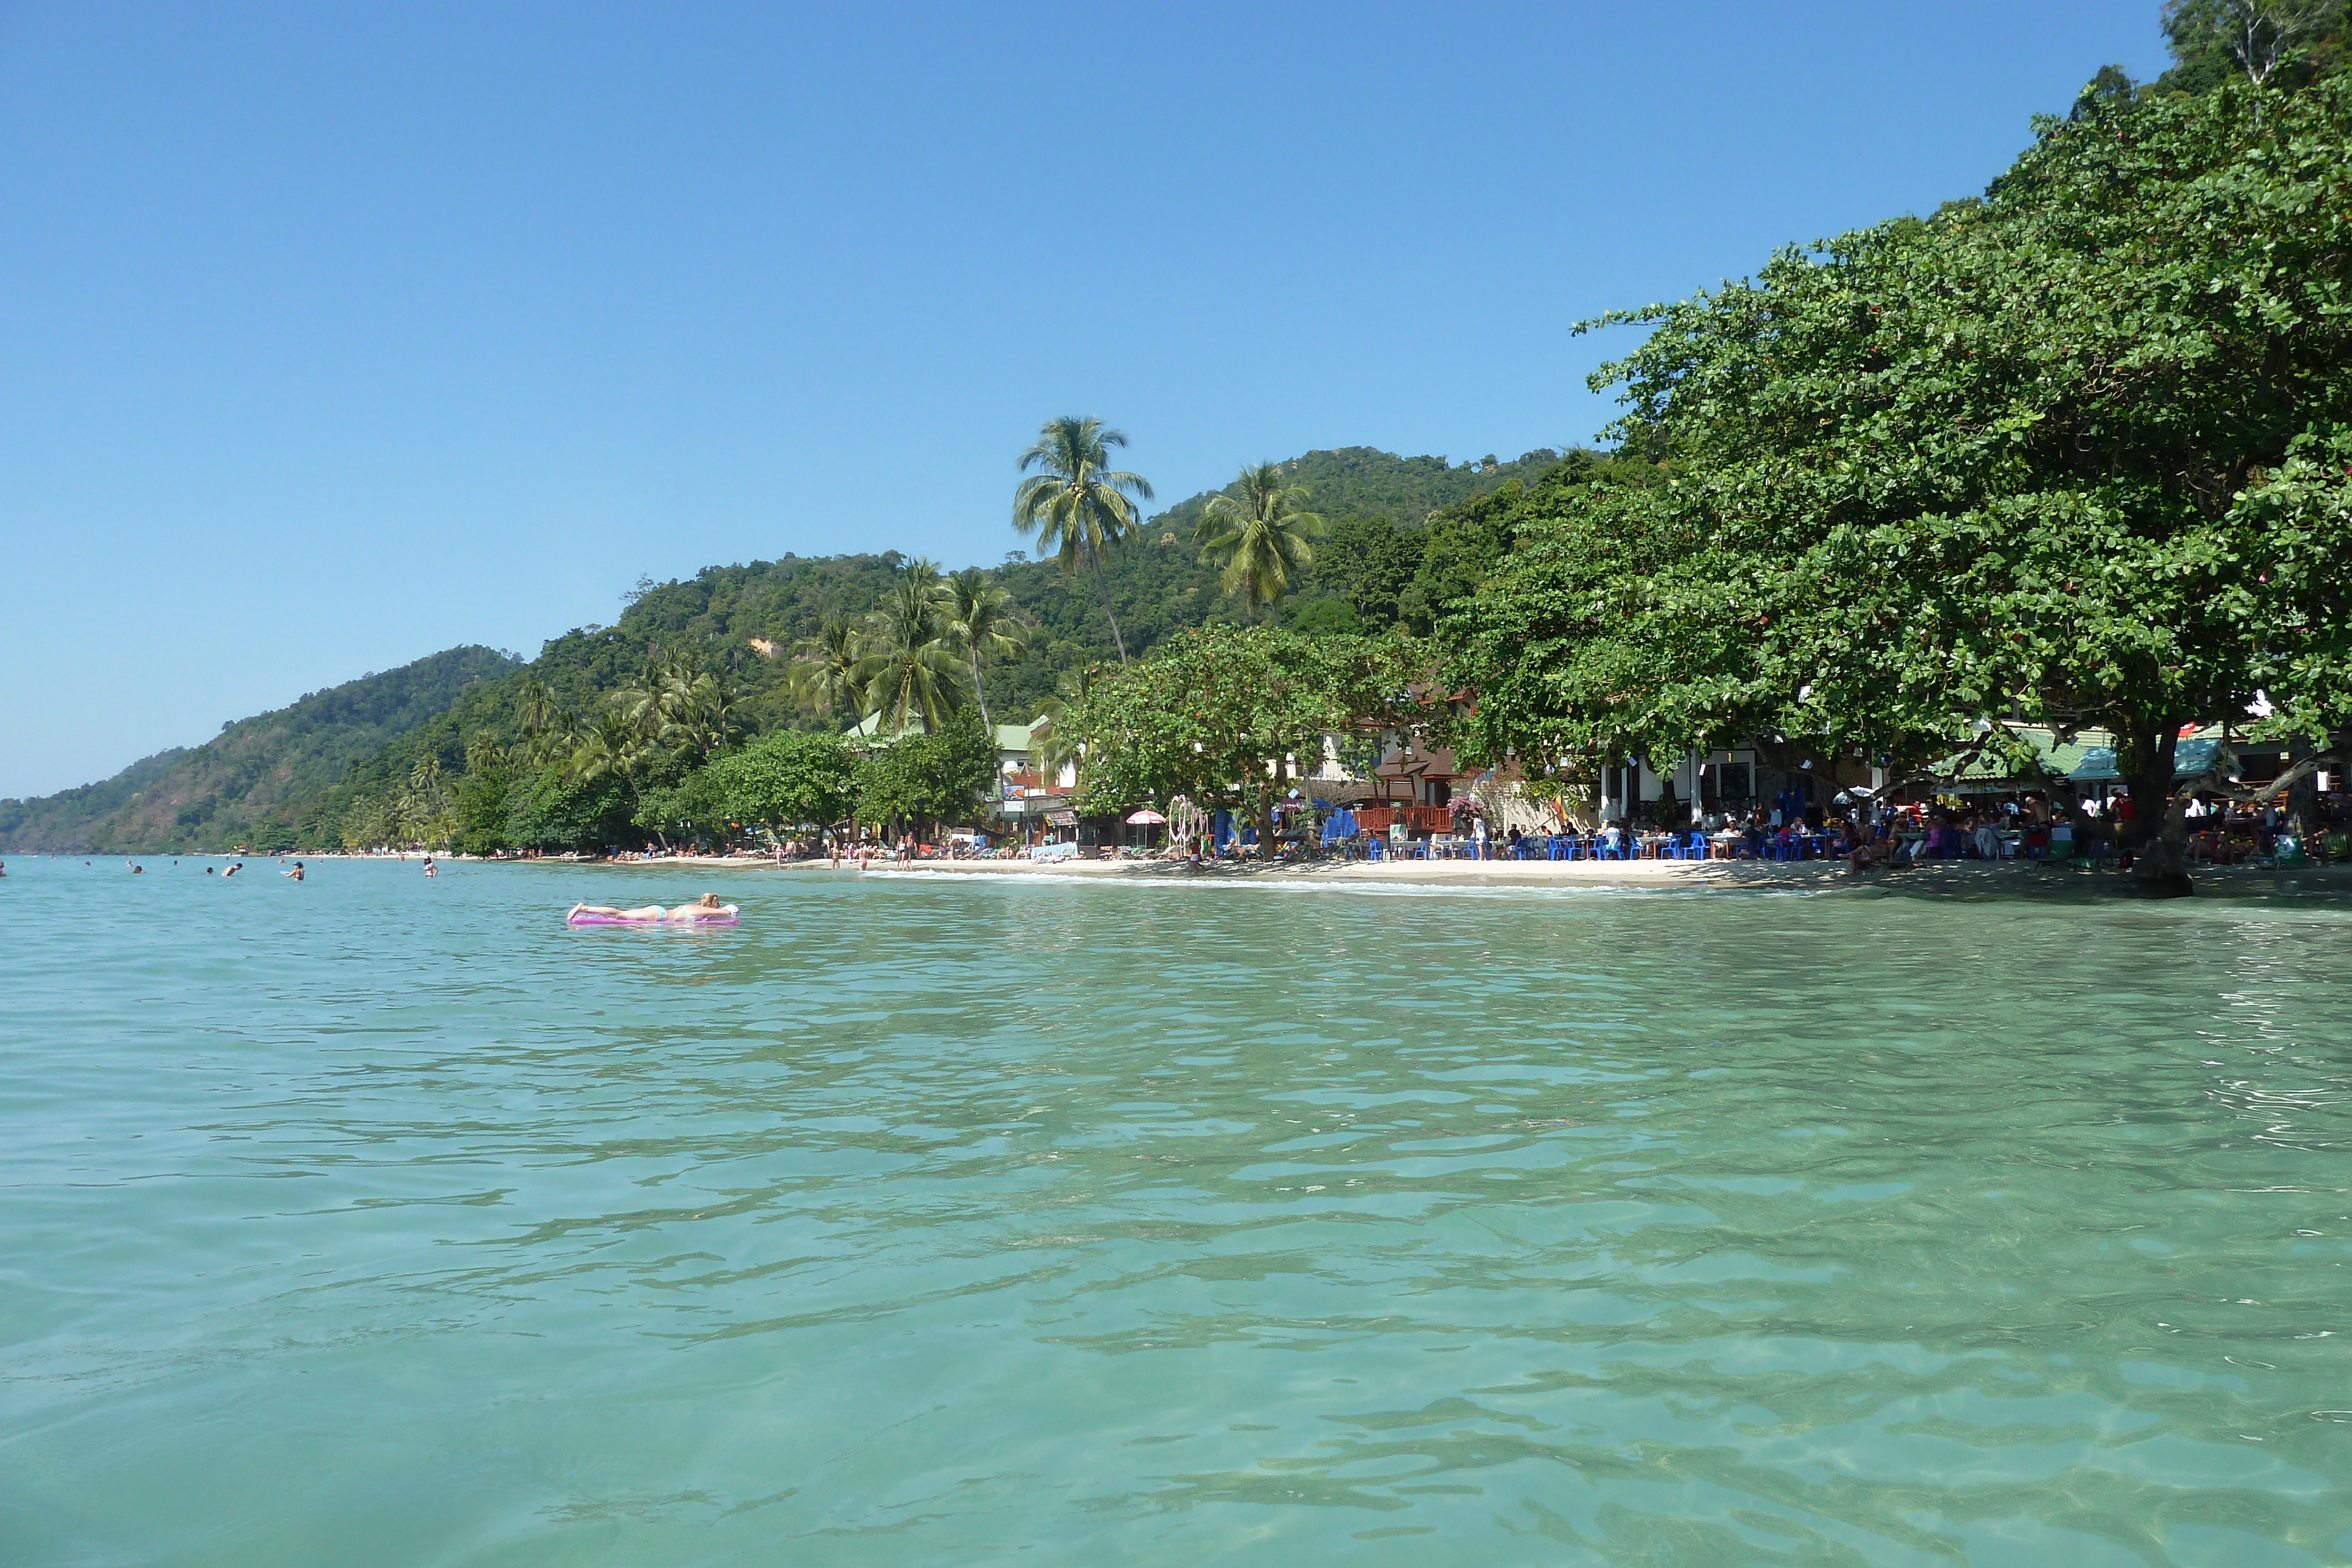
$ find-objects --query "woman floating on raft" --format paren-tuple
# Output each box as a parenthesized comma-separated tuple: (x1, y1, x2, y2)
(567, 892, 739, 926)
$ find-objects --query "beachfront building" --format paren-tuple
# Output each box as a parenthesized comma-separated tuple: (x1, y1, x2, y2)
(985, 719, 1084, 845)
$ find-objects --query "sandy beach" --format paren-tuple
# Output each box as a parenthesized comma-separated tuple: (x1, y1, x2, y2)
(522, 851, 2352, 892)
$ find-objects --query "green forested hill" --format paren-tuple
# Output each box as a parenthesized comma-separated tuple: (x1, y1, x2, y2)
(0, 646, 520, 852)
(3, 445, 1592, 852)
(0, 747, 189, 855)
(313, 444, 1626, 852)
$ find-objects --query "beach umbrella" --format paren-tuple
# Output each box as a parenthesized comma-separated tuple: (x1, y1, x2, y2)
(1126, 809, 1167, 824)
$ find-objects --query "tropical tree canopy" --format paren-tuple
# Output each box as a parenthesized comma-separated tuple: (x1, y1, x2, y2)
(1445, 76, 2352, 884)
(936, 567, 1027, 733)
(787, 616, 864, 720)
(853, 710, 998, 837)
(1063, 624, 1431, 851)
(1194, 463, 1328, 614)
(705, 729, 860, 832)
(853, 560, 970, 735)
(1013, 415, 1154, 663)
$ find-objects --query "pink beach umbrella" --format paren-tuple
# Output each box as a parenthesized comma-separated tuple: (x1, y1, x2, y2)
(1125, 809, 1168, 824)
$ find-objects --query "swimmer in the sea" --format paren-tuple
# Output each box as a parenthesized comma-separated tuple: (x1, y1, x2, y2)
(281, 861, 305, 881)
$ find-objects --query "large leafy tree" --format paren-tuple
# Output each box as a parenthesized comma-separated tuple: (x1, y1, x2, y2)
(1013, 416, 1154, 665)
(706, 730, 860, 836)
(853, 710, 997, 840)
(1448, 78, 2352, 894)
(2159, 0, 2349, 94)
(1194, 463, 1328, 614)
(1063, 624, 1430, 852)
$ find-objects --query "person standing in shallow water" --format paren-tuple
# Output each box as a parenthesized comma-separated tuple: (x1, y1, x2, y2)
(422, 856, 437, 878)
(280, 861, 305, 881)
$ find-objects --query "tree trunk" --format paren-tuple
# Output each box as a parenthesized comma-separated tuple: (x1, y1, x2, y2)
(1250, 755, 1285, 862)
(2124, 721, 2193, 898)
(2287, 735, 2318, 843)
(972, 661, 993, 735)
(1090, 556, 1130, 667)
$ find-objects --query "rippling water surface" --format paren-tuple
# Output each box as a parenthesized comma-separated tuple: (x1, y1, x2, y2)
(5, 856, 2350, 1566)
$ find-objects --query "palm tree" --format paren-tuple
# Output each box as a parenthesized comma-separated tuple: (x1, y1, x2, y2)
(662, 665, 741, 761)
(408, 754, 448, 820)
(1194, 462, 1327, 615)
(464, 730, 509, 776)
(572, 710, 646, 810)
(853, 561, 969, 735)
(1013, 416, 1154, 665)
(936, 567, 1028, 733)
(789, 616, 865, 718)
(1027, 664, 1098, 790)
(612, 653, 674, 749)
(516, 678, 570, 765)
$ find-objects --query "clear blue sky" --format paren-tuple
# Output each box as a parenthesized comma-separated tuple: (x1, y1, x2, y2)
(1, 1, 2169, 798)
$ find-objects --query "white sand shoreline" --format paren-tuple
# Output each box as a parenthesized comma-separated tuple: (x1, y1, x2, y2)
(423, 852, 2352, 892)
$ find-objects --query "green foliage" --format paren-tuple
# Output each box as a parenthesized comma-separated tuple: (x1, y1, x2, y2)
(452, 764, 514, 857)
(630, 768, 730, 844)
(936, 566, 1027, 731)
(1062, 624, 1431, 846)
(1013, 416, 1156, 664)
(1282, 596, 1364, 637)
(853, 711, 997, 835)
(703, 730, 860, 832)
(852, 561, 972, 733)
(1194, 463, 1328, 613)
(1448, 78, 2352, 851)
(4, 447, 1596, 854)
(505, 767, 633, 852)
(2156, 0, 2349, 95)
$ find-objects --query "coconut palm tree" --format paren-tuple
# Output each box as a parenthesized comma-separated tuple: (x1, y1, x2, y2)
(1027, 664, 1098, 790)
(1012, 416, 1154, 665)
(1194, 462, 1327, 615)
(572, 710, 647, 811)
(408, 754, 448, 820)
(936, 567, 1027, 733)
(516, 678, 570, 765)
(854, 562, 968, 735)
(663, 664, 741, 762)
(789, 616, 865, 719)
(464, 730, 509, 776)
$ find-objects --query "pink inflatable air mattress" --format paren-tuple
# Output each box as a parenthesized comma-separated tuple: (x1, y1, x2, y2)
(566, 907, 738, 926)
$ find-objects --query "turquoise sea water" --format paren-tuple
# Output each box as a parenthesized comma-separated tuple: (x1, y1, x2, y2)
(4, 856, 2350, 1567)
